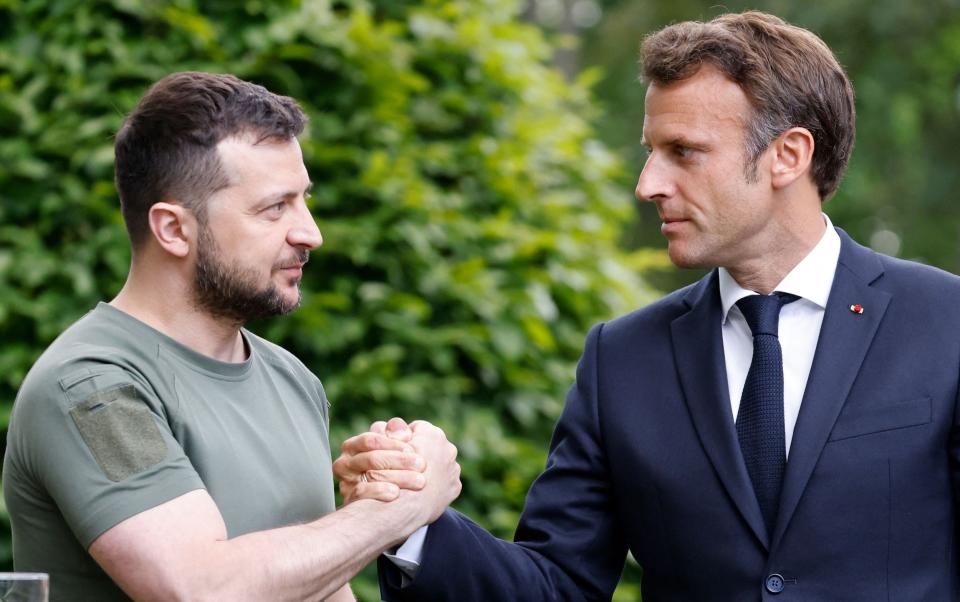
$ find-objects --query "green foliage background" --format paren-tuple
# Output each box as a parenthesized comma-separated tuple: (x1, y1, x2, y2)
(0, 0, 662, 599)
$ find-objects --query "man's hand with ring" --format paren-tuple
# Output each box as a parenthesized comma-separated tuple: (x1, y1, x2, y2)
(333, 417, 426, 504)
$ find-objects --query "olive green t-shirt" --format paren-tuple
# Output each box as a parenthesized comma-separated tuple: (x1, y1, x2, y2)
(2, 303, 336, 601)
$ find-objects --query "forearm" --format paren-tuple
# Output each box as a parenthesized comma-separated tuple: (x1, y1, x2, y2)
(325, 583, 356, 602)
(199, 498, 423, 601)
(94, 491, 428, 602)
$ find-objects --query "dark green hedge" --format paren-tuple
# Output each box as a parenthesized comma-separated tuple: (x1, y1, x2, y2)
(0, 0, 661, 598)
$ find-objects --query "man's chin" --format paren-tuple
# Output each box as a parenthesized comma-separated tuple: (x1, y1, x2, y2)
(666, 245, 709, 270)
(277, 289, 302, 315)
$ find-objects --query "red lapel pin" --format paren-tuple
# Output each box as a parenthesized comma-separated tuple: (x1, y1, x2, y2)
(849, 304, 864, 314)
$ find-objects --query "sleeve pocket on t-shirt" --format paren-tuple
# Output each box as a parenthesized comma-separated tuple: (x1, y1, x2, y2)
(69, 384, 169, 482)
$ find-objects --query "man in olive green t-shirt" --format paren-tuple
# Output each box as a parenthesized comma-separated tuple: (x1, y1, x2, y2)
(5, 302, 338, 599)
(2, 71, 461, 601)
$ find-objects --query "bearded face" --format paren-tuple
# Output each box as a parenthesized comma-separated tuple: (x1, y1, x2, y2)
(192, 223, 308, 324)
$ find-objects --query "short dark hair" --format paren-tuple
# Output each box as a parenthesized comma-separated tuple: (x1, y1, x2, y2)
(114, 71, 307, 247)
(641, 12, 855, 199)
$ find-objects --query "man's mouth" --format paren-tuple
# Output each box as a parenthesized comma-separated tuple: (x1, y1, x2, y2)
(660, 216, 689, 234)
(275, 251, 310, 272)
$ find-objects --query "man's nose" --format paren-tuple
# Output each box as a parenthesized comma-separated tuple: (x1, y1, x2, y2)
(635, 152, 674, 203)
(288, 201, 323, 250)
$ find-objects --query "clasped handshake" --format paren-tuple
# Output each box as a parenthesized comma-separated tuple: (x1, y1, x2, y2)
(333, 418, 463, 526)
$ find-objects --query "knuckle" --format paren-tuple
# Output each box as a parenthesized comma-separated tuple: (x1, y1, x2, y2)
(411, 420, 437, 435)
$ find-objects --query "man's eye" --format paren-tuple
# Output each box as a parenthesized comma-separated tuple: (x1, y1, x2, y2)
(264, 202, 285, 216)
(672, 145, 692, 158)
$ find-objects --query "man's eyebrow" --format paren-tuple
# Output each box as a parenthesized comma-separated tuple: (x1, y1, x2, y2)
(662, 135, 709, 150)
(641, 134, 704, 147)
(258, 181, 313, 204)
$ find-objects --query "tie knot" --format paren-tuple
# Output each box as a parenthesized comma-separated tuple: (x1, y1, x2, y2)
(736, 292, 798, 337)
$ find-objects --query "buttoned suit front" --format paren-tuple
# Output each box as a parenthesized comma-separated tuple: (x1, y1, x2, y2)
(380, 229, 960, 601)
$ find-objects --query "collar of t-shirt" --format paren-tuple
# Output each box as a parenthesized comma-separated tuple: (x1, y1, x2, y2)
(717, 214, 841, 458)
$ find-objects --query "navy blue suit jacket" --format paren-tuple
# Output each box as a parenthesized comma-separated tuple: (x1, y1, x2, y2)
(380, 230, 960, 601)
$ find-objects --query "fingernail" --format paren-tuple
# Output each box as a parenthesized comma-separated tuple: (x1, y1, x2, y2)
(414, 457, 425, 470)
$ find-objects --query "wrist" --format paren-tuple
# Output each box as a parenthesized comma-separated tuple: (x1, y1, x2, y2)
(345, 496, 427, 547)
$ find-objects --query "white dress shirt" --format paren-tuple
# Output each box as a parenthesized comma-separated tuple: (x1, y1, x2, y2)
(719, 215, 840, 457)
(389, 216, 842, 572)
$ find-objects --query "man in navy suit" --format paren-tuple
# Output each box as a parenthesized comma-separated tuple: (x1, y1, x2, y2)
(334, 11, 960, 600)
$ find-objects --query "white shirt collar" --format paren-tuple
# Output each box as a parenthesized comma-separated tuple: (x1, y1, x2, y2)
(718, 214, 841, 323)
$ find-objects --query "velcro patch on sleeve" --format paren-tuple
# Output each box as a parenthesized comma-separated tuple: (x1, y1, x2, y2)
(69, 384, 168, 482)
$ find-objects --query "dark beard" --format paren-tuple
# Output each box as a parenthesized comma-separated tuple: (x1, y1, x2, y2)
(192, 226, 306, 325)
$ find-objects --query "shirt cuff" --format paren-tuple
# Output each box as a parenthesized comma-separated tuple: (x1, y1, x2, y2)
(383, 525, 428, 584)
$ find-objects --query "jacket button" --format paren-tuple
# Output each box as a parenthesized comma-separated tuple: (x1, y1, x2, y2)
(765, 573, 785, 594)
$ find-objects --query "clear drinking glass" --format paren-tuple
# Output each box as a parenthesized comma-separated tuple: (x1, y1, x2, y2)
(0, 573, 49, 602)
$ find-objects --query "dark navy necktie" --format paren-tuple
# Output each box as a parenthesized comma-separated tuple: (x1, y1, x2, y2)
(735, 292, 799, 535)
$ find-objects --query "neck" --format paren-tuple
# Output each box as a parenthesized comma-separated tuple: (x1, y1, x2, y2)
(110, 261, 248, 363)
(727, 204, 826, 295)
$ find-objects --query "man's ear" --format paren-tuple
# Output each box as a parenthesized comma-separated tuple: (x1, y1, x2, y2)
(770, 127, 815, 190)
(147, 202, 194, 258)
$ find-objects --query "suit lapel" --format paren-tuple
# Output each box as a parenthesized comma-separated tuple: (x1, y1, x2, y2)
(772, 230, 890, 547)
(672, 271, 770, 549)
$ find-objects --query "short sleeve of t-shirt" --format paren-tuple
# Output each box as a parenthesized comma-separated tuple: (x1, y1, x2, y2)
(15, 360, 204, 548)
